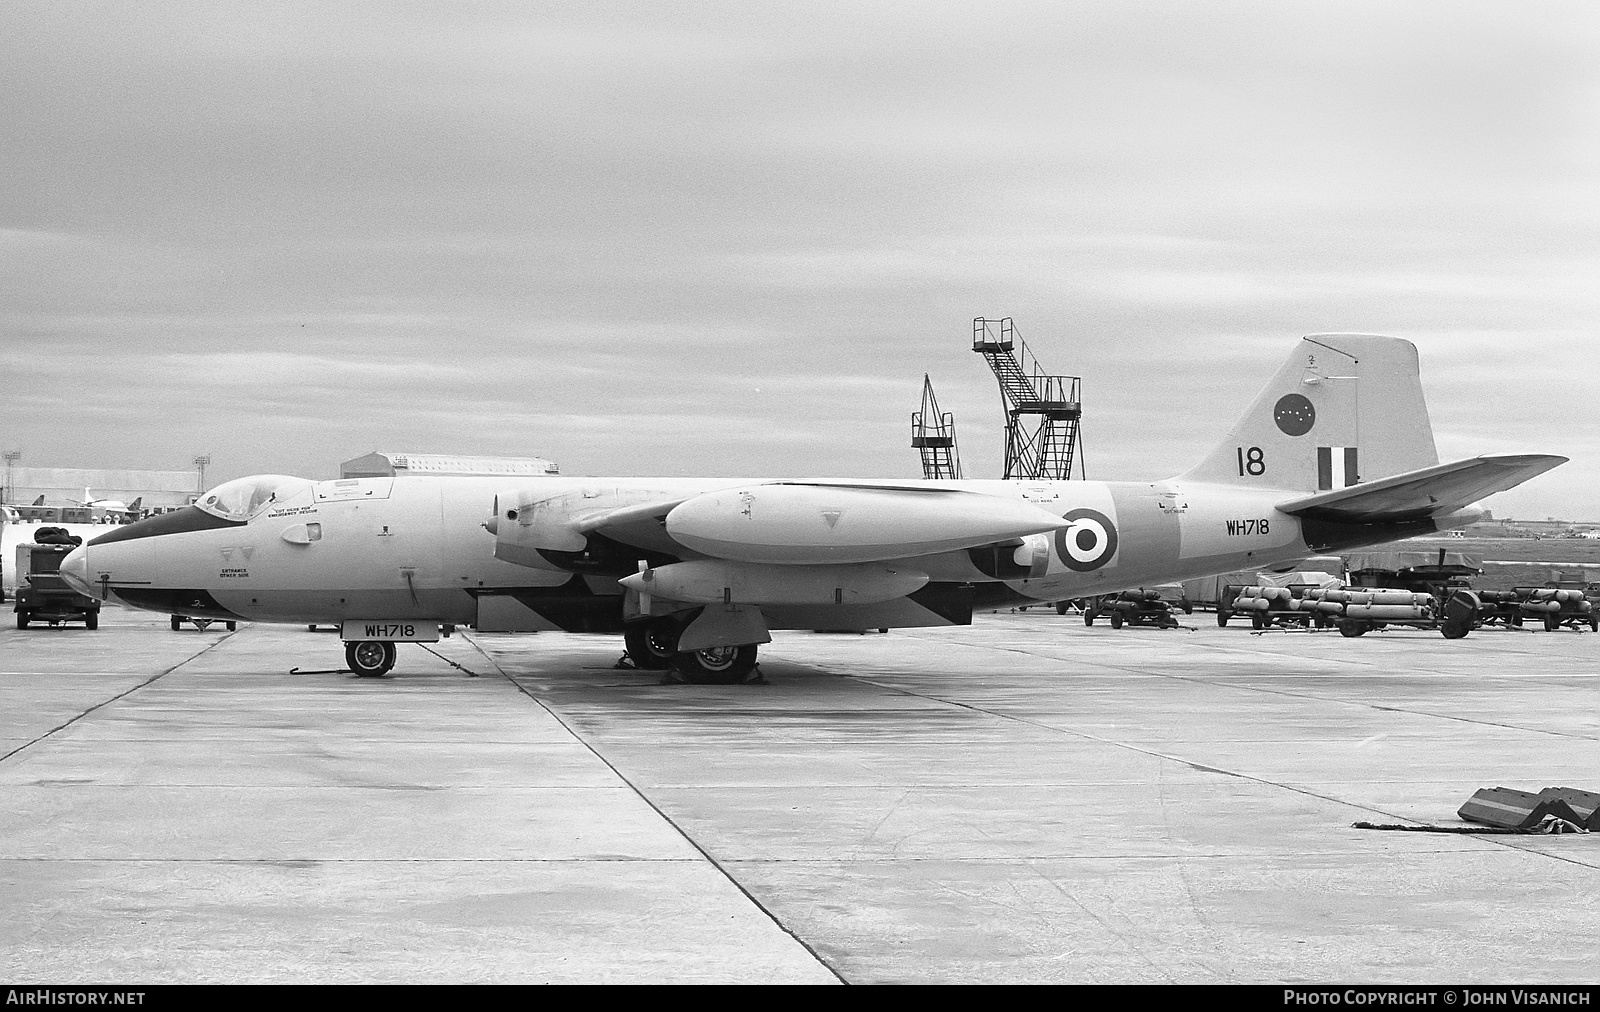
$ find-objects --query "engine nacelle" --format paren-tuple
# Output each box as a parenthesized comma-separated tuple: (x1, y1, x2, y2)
(665, 483, 1070, 565)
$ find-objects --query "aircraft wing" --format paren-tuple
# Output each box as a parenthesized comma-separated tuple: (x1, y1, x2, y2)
(1275, 454, 1567, 524)
(497, 481, 1071, 568)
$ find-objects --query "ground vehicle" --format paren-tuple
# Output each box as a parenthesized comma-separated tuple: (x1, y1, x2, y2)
(14, 541, 101, 629)
(1082, 589, 1182, 629)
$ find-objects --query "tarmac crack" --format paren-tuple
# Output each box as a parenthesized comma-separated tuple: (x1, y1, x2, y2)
(897, 631, 1598, 742)
(461, 632, 850, 985)
(0, 631, 238, 766)
(834, 663, 1600, 873)
(842, 669, 1408, 820)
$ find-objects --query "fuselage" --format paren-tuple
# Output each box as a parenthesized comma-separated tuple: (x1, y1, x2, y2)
(59, 472, 1454, 634)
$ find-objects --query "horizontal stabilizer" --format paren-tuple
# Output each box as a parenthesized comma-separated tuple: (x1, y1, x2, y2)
(1276, 454, 1566, 524)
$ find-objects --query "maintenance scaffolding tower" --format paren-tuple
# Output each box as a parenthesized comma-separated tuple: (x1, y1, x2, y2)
(972, 318, 1084, 480)
(910, 374, 962, 479)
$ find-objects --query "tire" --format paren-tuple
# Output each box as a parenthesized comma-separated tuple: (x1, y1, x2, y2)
(1544, 612, 1561, 632)
(1216, 610, 1230, 627)
(1441, 591, 1476, 640)
(345, 640, 397, 677)
(1339, 621, 1368, 638)
(623, 619, 680, 670)
(85, 612, 98, 630)
(1083, 610, 1096, 627)
(225, 621, 236, 631)
(1591, 616, 1598, 632)
(1055, 601, 1069, 615)
(1181, 600, 1193, 615)
(672, 644, 758, 684)
(1251, 612, 1266, 630)
(17, 610, 29, 630)
(1109, 610, 1124, 630)
(308, 625, 318, 631)
(171, 615, 183, 631)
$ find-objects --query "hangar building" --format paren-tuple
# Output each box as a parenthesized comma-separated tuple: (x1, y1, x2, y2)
(2, 467, 202, 514)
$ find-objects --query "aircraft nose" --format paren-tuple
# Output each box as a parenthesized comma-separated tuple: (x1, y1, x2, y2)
(59, 546, 92, 597)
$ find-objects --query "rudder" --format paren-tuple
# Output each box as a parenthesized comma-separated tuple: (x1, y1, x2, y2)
(1179, 335, 1438, 492)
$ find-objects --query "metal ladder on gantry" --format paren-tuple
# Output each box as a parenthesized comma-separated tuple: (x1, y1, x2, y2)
(972, 317, 1084, 480)
(910, 374, 962, 479)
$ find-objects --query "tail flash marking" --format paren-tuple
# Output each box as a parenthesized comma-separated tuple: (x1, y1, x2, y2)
(1317, 447, 1360, 490)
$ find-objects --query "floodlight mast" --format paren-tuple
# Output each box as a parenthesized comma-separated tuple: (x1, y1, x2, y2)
(972, 318, 1084, 481)
(2, 450, 20, 504)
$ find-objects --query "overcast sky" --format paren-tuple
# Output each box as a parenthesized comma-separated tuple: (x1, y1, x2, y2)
(3, 1, 1596, 518)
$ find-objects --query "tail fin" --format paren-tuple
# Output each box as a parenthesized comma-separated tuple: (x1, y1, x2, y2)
(1179, 334, 1438, 491)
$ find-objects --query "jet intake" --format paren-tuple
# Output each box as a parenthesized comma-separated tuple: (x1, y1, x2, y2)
(619, 560, 928, 607)
(665, 483, 1071, 565)
(493, 487, 681, 573)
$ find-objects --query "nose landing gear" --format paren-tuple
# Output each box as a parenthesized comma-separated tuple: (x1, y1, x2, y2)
(345, 640, 397, 677)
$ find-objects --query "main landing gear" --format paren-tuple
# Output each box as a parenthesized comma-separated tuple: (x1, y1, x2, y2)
(623, 616, 760, 685)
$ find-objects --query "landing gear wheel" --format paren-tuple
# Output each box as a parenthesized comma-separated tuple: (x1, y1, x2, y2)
(672, 644, 758, 684)
(1216, 610, 1230, 627)
(1338, 621, 1368, 638)
(1055, 601, 1069, 615)
(1251, 612, 1266, 630)
(623, 619, 681, 671)
(85, 612, 98, 630)
(1544, 612, 1561, 632)
(1591, 616, 1598, 632)
(171, 615, 183, 631)
(1084, 610, 1097, 627)
(225, 621, 236, 631)
(17, 610, 29, 629)
(1109, 610, 1124, 630)
(345, 640, 397, 677)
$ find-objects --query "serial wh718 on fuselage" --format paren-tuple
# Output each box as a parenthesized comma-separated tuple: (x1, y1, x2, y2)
(59, 335, 1564, 682)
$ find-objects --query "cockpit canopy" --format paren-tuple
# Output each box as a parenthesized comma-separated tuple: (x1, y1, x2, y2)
(194, 475, 313, 522)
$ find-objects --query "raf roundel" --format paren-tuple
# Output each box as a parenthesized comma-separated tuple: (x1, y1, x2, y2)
(1273, 393, 1316, 436)
(1054, 508, 1118, 572)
